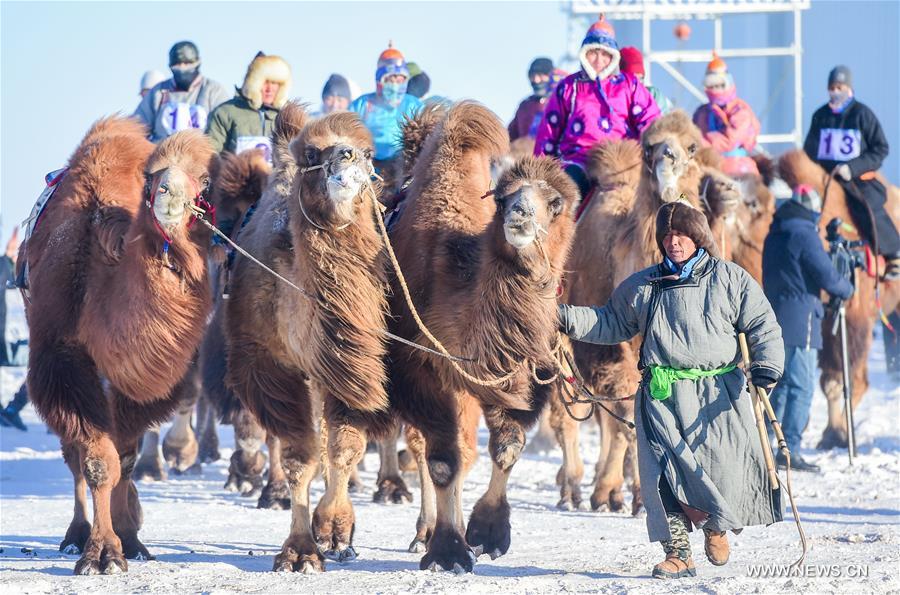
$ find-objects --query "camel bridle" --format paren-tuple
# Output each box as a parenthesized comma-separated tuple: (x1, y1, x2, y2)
(144, 170, 215, 270)
(297, 147, 374, 232)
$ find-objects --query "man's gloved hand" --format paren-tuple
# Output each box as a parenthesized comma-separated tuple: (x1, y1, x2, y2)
(836, 164, 852, 182)
(750, 367, 779, 392)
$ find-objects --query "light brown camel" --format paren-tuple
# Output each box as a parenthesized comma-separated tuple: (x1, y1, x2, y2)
(21, 119, 216, 574)
(549, 110, 735, 514)
(225, 103, 394, 573)
(778, 149, 900, 448)
(386, 101, 579, 572)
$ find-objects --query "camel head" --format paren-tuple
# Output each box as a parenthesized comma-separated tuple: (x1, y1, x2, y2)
(641, 110, 703, 204)
(144, 130, 217, 241)
(290, 112, 379, 228)
(491, 156, 579, 270)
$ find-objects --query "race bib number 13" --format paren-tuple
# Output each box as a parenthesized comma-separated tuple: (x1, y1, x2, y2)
(817, 128, 861, 161)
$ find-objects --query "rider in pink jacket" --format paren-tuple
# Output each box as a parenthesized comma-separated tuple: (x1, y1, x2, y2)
(534, 15, 660, 198)
(692, 55, 761, 178)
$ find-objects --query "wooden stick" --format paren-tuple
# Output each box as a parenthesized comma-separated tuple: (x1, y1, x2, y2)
(738, 334, 780, 490)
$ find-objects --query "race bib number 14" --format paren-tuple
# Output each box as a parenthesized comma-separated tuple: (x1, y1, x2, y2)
(817, 128, 861, 161)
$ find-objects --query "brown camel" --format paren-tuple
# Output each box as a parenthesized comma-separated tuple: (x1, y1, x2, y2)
(21, 118, 216, 574)
(386, 101, 579, 572)
(778, 149, 900, 448)
(549, 110, 734, 514)
(225, 103, 394, 573)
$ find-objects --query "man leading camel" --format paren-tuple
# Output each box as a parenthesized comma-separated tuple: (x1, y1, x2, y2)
(559, 202, 784, 579)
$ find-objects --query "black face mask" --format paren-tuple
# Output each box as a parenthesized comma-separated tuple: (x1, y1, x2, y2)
(531, 80, 550, 97)
(171, 66, 200, 91)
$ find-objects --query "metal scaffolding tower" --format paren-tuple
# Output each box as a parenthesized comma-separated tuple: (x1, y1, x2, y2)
(563, 0, 810, 148)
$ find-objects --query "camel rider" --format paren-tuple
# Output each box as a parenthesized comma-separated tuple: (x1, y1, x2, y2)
(762, 185, 854, 472)
(206, 52, 292, 160)
(620, 47, 673, 114)
(534, 15, 660, 200)
(804, 65, 900, 281)
(693, 55, 761, 178)
(508, 57, 556, 141)
(559, 202, 784, 580)
(134, 41, 230, 143)
(318, 74, 353, 115)
(349, 42, 423, 164)
(139, 70, 168, 99)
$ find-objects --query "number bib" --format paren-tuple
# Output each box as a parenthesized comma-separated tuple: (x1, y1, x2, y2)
(161, 101, 208, 135)
(235, 136, 273, 163)
(817, 128, 861, 161)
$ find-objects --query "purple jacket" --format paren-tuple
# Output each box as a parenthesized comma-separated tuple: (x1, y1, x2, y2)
(534, 71, 660, 168)
(508, 95, 548, 141)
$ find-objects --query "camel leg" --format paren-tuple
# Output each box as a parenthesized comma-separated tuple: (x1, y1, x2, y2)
(465, 405, 527, 561)
(59, 441, 92, 554)
(74, 433, 127, 575)
(373, 422, 413, 504)
(110, 439, 152, 561)
(162, 403, 199, 474)
(196, 394, 220, 464)
(312, 397, 366, 562)
(132, 426, 166, 482)
(590, 403, 633, 513)
(258, 434, 291, 510)
(273, 435, 324, 573)
(224, 408, 267, 497)
(405, 426, 435, 553)
(548, 391, 586, 511)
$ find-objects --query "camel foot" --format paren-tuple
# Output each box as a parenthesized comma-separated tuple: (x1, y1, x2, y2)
(322, 544, 358, 563)
(466, 497, 511, 560)
(373, 476, 413, 504)
(59, 520, 91, 554)
(224, 471, 263, 498)
(133, 455, 167, 482)
(163, 436, 199, 474)
(420, 524, 475, 573)
(591, 486, 626, 513)
(817, 426, 849, 450)
(557, 481, 584, 511)
(408, 538, 427, 554)
(74, 539, 127, 575)
(347, 475, 364, 494)
(198, 435, 220, 465)
(118, 532, 155, 561)
(273, 540, 325, 573)
(313, 506, 356, 562)
(257, 480, 291, 510)
(631, 493, 644, 517)
(170, 462, 203, 476)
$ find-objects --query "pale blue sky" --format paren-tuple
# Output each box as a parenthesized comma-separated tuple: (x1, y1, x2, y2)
(2, 1, 898, 242)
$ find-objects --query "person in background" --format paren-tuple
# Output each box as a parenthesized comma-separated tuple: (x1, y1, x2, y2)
(134, 41, 230, 142)
(139, 70, 168, 99)
(349, 42, 422, 164)
(319, 74, 353, 115)
(803, 65, 900, 281)
(206, 52, 292, 157)
(0, 229, 28, 431)
(619, 46, 673, 114)
(692, 54, 761, 178)
(406, 62, 431, 99)
(762, 185, 854, 472)
(534, 15, 660, 200)
(508, 57, 555, 142)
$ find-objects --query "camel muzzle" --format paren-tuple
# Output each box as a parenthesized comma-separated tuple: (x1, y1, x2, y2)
(503, 193, 539, 249)
(326, 147, 370, 204)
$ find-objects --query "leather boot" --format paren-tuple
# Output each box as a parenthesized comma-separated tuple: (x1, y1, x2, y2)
(652, 552, 696, 579)
(703, 528, 730, 566)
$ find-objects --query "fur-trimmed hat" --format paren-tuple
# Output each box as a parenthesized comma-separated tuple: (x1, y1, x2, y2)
(580, 14, 620, 81)
(703, 53, 733, 89)
(655, 201, 720, 258)
(241, 51, 292, 110)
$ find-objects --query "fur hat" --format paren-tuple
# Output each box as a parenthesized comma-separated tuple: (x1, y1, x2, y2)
(580, 15, 620, 81)
(241, 52, 292, 110)
(619, 46, 645, 77)
(703, 53, 733, 89)
(655, 201, 719, 258)
(376, 42, 409, 83)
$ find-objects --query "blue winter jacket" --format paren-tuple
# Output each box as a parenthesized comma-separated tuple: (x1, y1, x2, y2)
(762, 200, 853, 349)
(349, 93, 422, 160)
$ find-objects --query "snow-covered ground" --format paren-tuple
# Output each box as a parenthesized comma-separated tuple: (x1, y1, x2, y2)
(1, 290, 898, 594)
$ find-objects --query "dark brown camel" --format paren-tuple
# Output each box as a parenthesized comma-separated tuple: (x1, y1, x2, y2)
(21, 119, 216, 574)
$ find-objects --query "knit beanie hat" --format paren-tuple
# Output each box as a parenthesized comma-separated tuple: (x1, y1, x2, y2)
(619, 46, 645, 77)
(375, 42, 410, 84)
(655, 202, 720, 258)
(828, 65, 852, 88)
(580, 14, 620, 81)
(528, 57, 554, 78)
(790, 184, 823, 213)
(703, 53, 734, 89)
(322, 73, 352, 100)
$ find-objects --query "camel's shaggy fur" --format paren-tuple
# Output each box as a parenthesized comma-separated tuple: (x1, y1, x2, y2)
(778, 149, 900, 448)
(387, 101, 578, 572)
(23, 118, 216, 574)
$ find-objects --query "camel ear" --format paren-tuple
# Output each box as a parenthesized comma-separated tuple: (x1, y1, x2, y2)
(288, 137, 317, 168)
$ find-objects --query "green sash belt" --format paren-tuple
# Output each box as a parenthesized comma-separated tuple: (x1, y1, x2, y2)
(648, 364, 737, 400)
